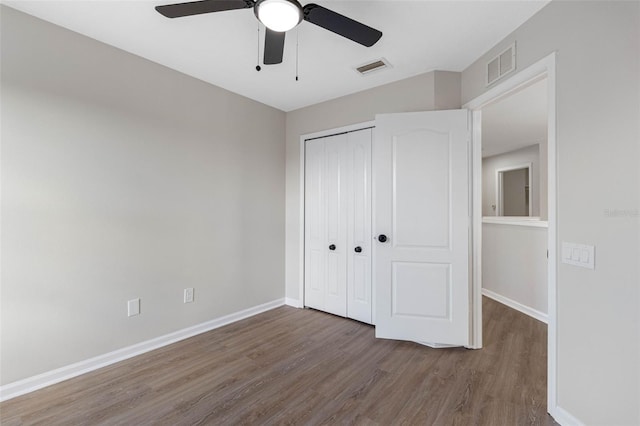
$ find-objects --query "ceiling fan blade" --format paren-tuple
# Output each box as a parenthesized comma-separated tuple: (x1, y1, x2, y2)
(264, 29, 285, 65)
(155, 0, 253, 18)
(302, 3, 382, 47)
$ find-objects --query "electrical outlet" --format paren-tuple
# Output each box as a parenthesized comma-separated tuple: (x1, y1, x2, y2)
(184, 288, 194, 303)
(127, 298, 140, 317)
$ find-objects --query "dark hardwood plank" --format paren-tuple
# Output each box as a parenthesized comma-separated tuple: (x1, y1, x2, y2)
(0, 297, 557, 425)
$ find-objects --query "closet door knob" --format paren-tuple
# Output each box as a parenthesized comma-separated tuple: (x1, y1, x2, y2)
(354, 246, 362, 253)
(377, 234, 388, 243)
(329, 244, 336, 251)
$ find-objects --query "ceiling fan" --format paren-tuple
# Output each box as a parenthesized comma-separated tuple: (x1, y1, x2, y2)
(155, 0, 383, 65)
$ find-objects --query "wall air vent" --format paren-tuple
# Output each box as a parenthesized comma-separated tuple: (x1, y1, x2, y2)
(355, 58, 391, 76)
(486, 42, 516, 86)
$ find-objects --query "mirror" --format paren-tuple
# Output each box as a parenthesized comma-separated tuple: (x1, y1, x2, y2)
(496, 163, 532, 216)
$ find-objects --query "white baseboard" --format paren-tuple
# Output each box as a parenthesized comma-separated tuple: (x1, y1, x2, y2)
(0, 298, 285, 402)
(550, 404, 584, 426)
(285, 297, 302, 308)
(482, 288, 548, 324)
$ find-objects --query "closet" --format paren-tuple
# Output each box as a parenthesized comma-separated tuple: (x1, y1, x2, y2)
(304, 128, 372, 324)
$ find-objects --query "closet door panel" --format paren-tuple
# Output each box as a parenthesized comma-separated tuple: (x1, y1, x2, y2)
(323, 135, 348, 317)
(347, 129, 372, 324)
(304, 139, 326, 310)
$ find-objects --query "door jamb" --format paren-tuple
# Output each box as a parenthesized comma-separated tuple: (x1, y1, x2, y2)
(298, 121, 376, 310)
(463, 52, 557, 418)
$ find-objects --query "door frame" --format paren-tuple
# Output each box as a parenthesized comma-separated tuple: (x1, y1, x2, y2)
(298, 121, 376, 311)
(495, 162, 534, 217)
(463, 52, 558, 417)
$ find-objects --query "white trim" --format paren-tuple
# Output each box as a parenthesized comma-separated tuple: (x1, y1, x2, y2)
(482, 217, 548, 228)
(470, 110, 483, 349)
(482, 288, 548, 324)
(495, 162, 533, 217)
(0, 298, 285, 402)
(285, 297, 302, 308)
(464, 52, 558, 421)
(545, 54, 558, 422)
(301, 121, 376, 142)
(552, 405, 585, 426)
(298, 127, 306, 310)
(298, 120, 376, 309)
(464, 61, 548, 110)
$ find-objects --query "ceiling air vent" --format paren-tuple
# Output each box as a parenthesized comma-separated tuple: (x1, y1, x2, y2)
(487, 42, 516, 86)
(355, 58, 391, 76)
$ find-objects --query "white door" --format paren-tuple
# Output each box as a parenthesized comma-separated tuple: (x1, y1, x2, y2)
(346, 129, 372, 324)
(373, 110, 470, 346)
(304, 129, 372, 323)
(323, 135, 349, 316)
(304, 134, 347, 317)
(303, 137, 326, 312)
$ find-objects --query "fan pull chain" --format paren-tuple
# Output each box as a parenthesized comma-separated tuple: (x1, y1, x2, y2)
(256, 25, 261, 72)
(295, 28, 299, 81)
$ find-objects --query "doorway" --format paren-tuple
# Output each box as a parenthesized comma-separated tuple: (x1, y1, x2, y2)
(480, 77, 549, 323)
(465, 53, 558, 418)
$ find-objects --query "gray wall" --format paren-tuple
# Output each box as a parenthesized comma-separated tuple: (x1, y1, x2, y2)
(284, 71, 461, 302)
(1, 7, 286, 385)
(483, 223, 547, 315)
(463, 1, 639, 424)
(483, 144, 543, 218)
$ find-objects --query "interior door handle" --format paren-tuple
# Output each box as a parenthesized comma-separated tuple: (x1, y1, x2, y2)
(354, 246, 362, 253)
(329, 244, 336, 251)
(377, 234, 388, 243)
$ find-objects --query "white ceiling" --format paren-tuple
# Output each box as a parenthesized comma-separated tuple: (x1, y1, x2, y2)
(481, 77, 547, 158)
(3, 0, 549, 112)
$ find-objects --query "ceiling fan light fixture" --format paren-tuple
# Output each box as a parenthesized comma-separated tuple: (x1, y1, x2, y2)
(255, 0, 302, 32)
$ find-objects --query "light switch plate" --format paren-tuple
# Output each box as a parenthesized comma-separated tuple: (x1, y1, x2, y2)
(184, 288, 194, 303)
(561, 242, 595, 269)
(127, 298, 140, 316)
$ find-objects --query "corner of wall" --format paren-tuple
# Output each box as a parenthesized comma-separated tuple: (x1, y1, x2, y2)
(434, 71, 462, 110)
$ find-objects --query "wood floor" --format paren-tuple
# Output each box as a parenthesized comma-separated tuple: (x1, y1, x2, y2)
(1, 297, 556, 425)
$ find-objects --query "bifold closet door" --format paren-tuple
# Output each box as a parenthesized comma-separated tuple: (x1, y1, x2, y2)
(346, 129, 372, 324)
(304, 129, 372, 323)
(304, 134, 348, 317)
